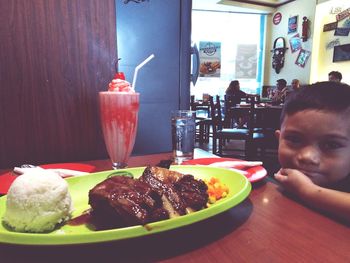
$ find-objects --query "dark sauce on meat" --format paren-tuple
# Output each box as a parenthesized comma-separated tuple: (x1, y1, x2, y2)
(67, 209, 124, 231)
(67, 209, 92, 226)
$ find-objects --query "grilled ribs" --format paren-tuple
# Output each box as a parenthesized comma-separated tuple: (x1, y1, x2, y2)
(139, 166, 208, 217)
(88, 166, 208, 229)
(88, 176, 168, 229)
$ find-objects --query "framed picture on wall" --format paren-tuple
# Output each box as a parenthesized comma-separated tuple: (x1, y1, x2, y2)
(199, 41, 221, 78)
(288, 16, 298, 34)
(333, 43, 350, 62)
(289, 33, 302, 53)
(323, 21, 338, 32)
(334, 27, 350, 36)
(295, 49, 311, 68)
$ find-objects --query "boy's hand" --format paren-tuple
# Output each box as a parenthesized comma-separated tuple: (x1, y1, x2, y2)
(274, 168, 316, 197)
(275, 168, 350, 222)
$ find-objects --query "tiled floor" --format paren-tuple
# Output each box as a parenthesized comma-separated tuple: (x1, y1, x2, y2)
(195, 137, 281, 176)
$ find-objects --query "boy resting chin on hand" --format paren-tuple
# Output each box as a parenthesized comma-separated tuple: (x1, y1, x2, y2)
(274, 81, 350, 223)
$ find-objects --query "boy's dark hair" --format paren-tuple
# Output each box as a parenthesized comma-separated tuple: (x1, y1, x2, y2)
(277, 79, 287, 87)
(280, 81, 350, 124)
(328, 71, 342, 81)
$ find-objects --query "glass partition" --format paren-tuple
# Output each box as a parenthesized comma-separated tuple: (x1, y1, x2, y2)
(192, 10, 266, 99)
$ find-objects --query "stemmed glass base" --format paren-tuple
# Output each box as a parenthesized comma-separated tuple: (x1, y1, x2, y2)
(112, 162, 127, 170)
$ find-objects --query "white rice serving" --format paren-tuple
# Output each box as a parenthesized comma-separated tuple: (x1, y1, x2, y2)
(3, 170, 73, 233)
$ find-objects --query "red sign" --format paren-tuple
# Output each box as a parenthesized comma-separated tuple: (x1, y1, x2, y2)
(273, 12, 282, 25)
(336, 8, 350, 21)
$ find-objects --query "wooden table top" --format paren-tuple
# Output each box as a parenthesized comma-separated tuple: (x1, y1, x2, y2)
(1, 149, 349, 263)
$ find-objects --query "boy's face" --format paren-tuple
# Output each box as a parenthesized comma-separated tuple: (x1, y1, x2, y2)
(276, 109, 350, 186)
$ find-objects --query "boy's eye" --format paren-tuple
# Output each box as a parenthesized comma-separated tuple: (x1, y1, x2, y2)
(321, 141, 344, 151)
(284, 135, 301, 144)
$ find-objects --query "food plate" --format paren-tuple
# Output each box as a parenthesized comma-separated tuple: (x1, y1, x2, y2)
(182, 158, 267, 183)
(0, 165, 251, 245)
(0, 163, 96, 195)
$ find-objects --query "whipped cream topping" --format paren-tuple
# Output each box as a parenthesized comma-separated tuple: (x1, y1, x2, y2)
(108, 78, 134, 93)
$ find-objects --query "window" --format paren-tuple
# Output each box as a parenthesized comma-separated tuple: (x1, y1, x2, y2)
(192, 10, 266, 99)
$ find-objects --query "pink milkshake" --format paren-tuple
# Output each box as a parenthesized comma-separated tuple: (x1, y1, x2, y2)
(99, 76, 139, 169)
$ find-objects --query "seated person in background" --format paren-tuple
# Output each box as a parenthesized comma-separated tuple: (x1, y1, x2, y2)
(275, 81, 350, 223)
(267, 87, 274, 99)
(271, 78, 288, 104)
(291, 79, 300, 91)
(225, 80, 247, 128)
(328, 71, 342, 82)
(225, 80, 247, 104)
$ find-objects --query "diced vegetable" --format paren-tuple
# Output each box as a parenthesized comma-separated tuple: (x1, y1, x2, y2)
(204, 177, 229, 205)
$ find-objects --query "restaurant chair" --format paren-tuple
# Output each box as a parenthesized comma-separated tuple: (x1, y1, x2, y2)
(223, 95, 260, 128)
(256, 106, 281, 154)
(190, 95, 210, 118)
(223, 95, 238, 128)
(212, 97, 265, 160)
(193, 95, 213, 144)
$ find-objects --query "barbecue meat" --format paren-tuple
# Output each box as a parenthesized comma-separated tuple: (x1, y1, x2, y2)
(88, 167, 209, 229)
(88, 176, 168, 229)
(140, 166, 208, 217)
(139, 166, 187, 217)
(174, 174, 209, 211)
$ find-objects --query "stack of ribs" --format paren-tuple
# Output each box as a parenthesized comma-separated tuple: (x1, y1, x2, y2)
(88, 166, 208, 229)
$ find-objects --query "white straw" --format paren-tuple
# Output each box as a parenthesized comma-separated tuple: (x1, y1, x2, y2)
(132, 54, 155, 90)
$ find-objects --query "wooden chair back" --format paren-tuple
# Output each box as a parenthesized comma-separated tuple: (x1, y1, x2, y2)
(210, 96, 222, 125)
(190, 95, 196, 111)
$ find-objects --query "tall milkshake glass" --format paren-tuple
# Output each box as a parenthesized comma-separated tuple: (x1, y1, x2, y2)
(99, 92, 139, 169)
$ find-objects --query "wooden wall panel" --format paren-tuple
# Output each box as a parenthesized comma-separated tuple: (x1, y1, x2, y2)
(0, 0, 117, 168)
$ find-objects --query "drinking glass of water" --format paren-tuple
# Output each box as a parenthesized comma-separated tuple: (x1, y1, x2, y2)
(171, 110, 196, 164)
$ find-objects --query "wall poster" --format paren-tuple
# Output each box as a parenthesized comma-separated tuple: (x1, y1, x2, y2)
(334, 27, 350, 36)
(295, 49, 311, 68)
(289, 33, 302, 53)
(333, 44, 350, 62)
(336, 8, 350, 21)
(288, 16, 298, 34)
(199, 41, 221, 78)
(323, 21, 338, 32)
(235, 44, 257, 79)
(343, 18, 350, 28)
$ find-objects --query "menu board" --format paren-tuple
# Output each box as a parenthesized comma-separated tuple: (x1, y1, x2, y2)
(199, 41, 221, 78)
